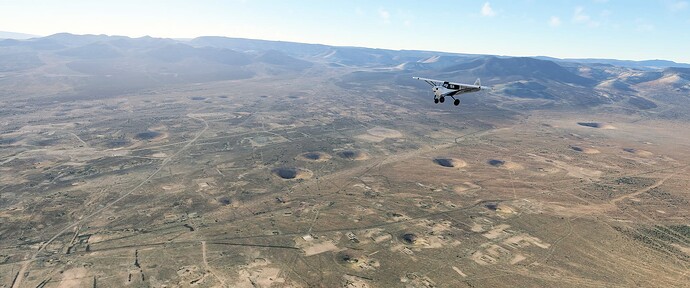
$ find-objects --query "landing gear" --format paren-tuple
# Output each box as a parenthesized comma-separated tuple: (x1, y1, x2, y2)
(454, 99, 460, 106)
(439, 97, 445, 103)
(434, 98, 439, 104)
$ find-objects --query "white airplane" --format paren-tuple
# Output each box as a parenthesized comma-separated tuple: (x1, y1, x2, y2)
(413, 77, 485, 106)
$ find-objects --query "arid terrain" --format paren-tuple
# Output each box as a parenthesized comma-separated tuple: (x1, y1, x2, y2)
(1, 34, 689, 287)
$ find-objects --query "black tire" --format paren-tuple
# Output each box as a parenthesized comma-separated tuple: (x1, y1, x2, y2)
(440, 97, 445, 103)
(434, 98, 439, 104)
(454, 99, 460, 106)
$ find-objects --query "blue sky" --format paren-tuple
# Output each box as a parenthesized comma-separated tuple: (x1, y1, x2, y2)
(1, 0, 689, 62)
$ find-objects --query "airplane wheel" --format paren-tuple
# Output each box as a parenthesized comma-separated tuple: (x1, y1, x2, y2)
(454, 99, 460, 106)
(434, 98, 439, 104)
(440, 97, 445, 103)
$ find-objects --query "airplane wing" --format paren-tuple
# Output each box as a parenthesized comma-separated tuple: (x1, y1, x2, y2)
(412, 77, 444, 86)
(443, 79, 483, 96)
(446, 78, 481, 89)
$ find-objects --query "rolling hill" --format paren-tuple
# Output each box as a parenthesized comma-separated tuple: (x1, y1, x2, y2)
(1, 33, 688, 116)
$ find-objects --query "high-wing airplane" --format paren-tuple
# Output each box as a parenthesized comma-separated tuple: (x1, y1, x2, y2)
(413, 77, 485, 106)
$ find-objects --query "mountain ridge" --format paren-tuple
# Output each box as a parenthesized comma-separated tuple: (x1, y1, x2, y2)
(1, 33, 688, 117)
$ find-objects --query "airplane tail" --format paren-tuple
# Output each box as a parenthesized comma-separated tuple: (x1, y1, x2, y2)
(474, 78, 481, 86)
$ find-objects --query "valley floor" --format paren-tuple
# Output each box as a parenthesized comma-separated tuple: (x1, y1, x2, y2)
(1, 77, 689, 287)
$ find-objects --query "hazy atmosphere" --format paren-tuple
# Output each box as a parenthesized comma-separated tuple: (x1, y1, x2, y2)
(1, 0, 690, 62)
(1, 1, 689, 287)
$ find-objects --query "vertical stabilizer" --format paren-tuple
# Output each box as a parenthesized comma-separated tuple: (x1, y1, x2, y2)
(474, 78, 481, 86)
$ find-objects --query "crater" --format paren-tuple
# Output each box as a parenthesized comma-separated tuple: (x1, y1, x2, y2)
(337, 150, 369, 161)
(623, 148, 653, 157)
(401, 233, 418, 244)
(35, 138, 59, 147)
(487, 159, 522, 170)
(485, 203, 498, 211)
(433, 157, 467, 168)
(271, 167, 313, 180)
(190, 96, 206, 101)
(570, 145, 600, 154)
(336, 250, 360, 264)
(287, 92, 307, 99)
(217, 197, 232, 206)
(577, 122, 616, 129)
(135, 131, 162, 141)
(297, 152, 332, 162)
(367, 127, 403, 138)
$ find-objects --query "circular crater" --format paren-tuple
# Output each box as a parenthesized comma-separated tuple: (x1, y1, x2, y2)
(35, 138, 59, 147)
(433, 157, 467, 168)
(623, 148, 653, 157)
(367, 127, 403, 138)
(336, 250, 361, 265)
(337, 150, 369, 161)
(400, 233, 418, 245)
(135, 131, 162, 141)
(271, 167, 313, 180)
(190, 96, 206, 101)
(487, 159, 522, 170)
(297, 152, 332, 162)
(217, 197, 232, 206)
(577, 122, 616, 129)
(570, 145, 600, 154)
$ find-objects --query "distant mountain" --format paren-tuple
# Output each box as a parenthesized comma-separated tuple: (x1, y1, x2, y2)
(145, 43, 251, 65)
(1, 33, 688, 114)
(191, 36, 330, 57)
(535, 56, 690, 70)
(256, 50, 313, 71)
(0, 31, 39, 39)
(57, 42, 123, 59)
(440, 56, 596, 86)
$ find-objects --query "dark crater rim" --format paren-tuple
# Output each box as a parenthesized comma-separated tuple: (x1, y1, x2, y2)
(135, 131, 162, 140)
(488, 159, 505, 167)
(401, 233, 418, 244)
(272, 167, 299, 179)
(577, 122, 603, 128)
(302, 152, 322, 160)
(433, 158, 455, 168)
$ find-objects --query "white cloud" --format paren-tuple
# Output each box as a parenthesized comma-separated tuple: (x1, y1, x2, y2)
(572, 6, 599, 27)
(379, 8, 390, 24)
(669, 1, 688, 12)
(573, 7, 590, 23)
(549, 16, 562, 27)
(481, 2, 496, 17)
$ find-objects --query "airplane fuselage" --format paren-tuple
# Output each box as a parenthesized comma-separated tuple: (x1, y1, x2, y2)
(432, 86, 453, 99)
(413, 77, 484, 106)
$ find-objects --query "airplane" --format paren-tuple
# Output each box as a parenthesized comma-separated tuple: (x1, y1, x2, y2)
(412, 77, 485, 106)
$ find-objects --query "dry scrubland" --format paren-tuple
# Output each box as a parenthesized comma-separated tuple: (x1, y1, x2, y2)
(1, 77, 688, 287)
(0, 35, 689, 287)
